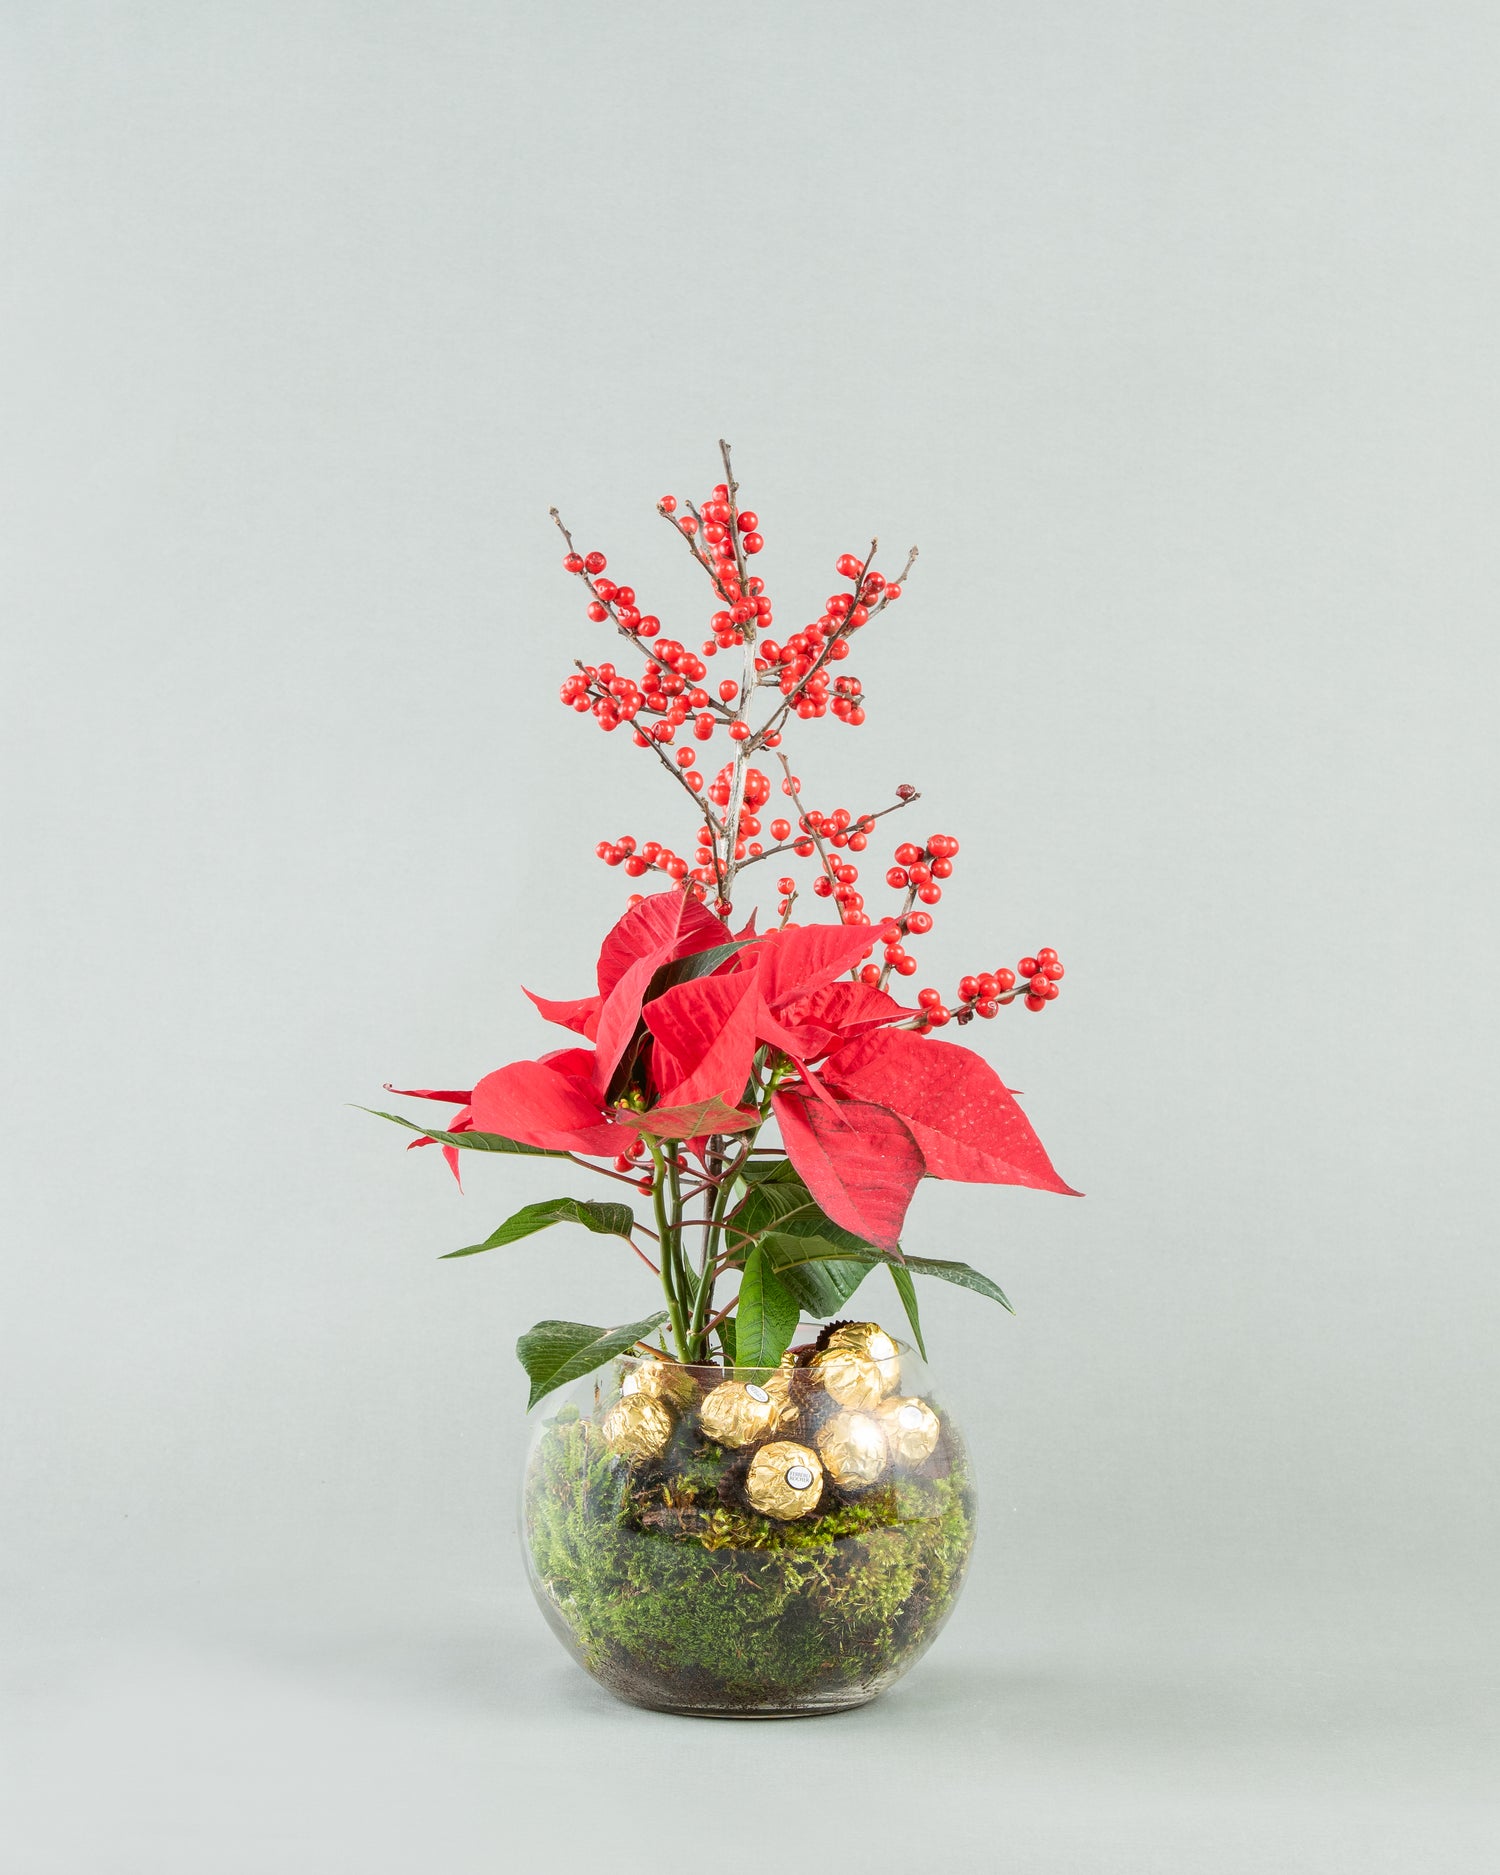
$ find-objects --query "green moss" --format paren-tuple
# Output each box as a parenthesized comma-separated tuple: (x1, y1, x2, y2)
(523, 1413, 975, 1713)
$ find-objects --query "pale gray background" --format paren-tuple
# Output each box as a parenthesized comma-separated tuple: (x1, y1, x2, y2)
(3, 3, 1496, 1870)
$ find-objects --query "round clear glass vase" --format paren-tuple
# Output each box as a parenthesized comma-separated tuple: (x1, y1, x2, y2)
(520, 1332, 975, 1717)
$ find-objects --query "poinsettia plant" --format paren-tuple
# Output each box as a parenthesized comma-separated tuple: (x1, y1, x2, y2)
(372, 443, 1075, 1406)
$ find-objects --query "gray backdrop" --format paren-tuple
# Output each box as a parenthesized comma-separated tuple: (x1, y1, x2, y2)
(3, 4, 1496, 1869)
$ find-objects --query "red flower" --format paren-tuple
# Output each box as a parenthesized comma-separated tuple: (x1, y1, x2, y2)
(401, 891, 760, 1160)
(775, 1027, 1077, 1250)
(400, 890, 1074, 1233)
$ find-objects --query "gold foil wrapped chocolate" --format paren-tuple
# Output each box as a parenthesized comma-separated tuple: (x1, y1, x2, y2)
(761, 1361, 800, 1430)
(699, 1379, 778, 1449)
(817, 1323, 902, 1405)
(815, 1409, 891, 1489)
(812, 1344, 898, 1411)
(601, 1392, 674, 1461)
(620, 1358, 697, 1409)
(877, 1395, 941, 1466)
(744, 1440, 824, 1520)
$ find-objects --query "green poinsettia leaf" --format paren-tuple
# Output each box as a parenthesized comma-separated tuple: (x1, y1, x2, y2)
(734, 1244, 801, 1376)
(756, 1230, 877, 1319)
(902, 1255, 1014, 1314)
(360, 1108, 567, 1158)
(515, 1313, 671, 1411)
(647, 937, 758, 998)
(443, 1197, 637, 1259)
(887, 1261, 928, 1359)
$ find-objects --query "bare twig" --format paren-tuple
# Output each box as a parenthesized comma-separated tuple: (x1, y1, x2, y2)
(734, 787, 922, 874)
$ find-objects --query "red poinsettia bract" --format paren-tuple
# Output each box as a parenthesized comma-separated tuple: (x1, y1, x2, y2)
(399, 890, 1074, 1247)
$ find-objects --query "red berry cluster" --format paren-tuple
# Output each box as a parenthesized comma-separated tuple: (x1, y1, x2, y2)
(595, 834, 691, 883)
(906, 948, 1065, 1027)
(550, 444, 1069, 1033)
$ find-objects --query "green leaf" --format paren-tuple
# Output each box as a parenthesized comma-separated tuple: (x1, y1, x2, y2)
(443, 1196, 637, 1259)
(515, 1313, 670, 1411)
(887, 1262, 928, 1359)
(777, 1255, 873, 1319)
(360, 1108, 566, 1158)
(646, 937, 758, 1001)
(902, 1256, 1014, 1313)
(734, 1244, 801, 1375)
(757, 1229, 876, 1319)
(716, 1314, 737, 1367)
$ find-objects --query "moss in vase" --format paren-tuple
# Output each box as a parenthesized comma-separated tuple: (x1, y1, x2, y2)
(523, 1412, 975, 1710)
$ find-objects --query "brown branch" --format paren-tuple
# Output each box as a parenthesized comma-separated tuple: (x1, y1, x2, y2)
(772, 750, 845, 914)
(734, 787, 922, 873)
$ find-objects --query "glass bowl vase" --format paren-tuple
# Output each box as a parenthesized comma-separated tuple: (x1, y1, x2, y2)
(520, 1331, 975, 1718)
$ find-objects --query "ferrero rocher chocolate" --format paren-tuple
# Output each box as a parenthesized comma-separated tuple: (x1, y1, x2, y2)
(815, 1409, 891, 1489)
(699, 1379, 778, 1449)
(812, 1346, 896, 1411)
(620, 1358, 697, 1409)
(744, 1440, 825, 1520)
(761, 1362, 799, 1430)
(600, 1392, 674, 1461)
(876, 1395, 941, 1466)
(819, 1323, 902, 1403)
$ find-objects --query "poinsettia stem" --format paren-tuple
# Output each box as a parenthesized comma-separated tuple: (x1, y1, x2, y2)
(645, 1138, 690, 1359)
(564, 1151, 652, 1190)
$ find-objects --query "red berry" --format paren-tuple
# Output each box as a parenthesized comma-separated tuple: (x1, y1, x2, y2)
(917, 884, 942, 905)
(584, 551, 606, 574)
(1025, 993, 1046, 1011)
(996, 968, 1016, 991)
(894, 954, 918, 976)
(742, 533, 764, 554)
(886, 867, 909, 888)
(736, 511, 758, 532)
(1043, 962, 1064, 980)
(836, 554, 863, 580)
(676, 747, 695, 767)
(718, 680, 738, 702)
(905, 910, 933, 935)
(564, 552, 584, 573)
(729, 720, 750, 740)
(1018, 957, 1039, 977)
(894, 843, 922, 866)
(659, 495, 678, 512)
(1037, 947, 1058, 964)
(930, 856, 953, 879)
(770, 818, 791, 840)
(958, 976, 979, 1002)
(976, 999, 998, 1018)
(777, 876, 796, 894)
(586, 602, 608, 622)
(925, 1006, 951, 1027)
(885, 583, 902, 601)
(917, 987, 942, 1009)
